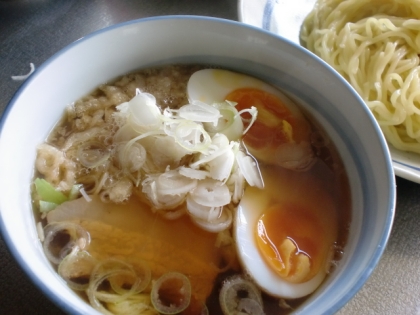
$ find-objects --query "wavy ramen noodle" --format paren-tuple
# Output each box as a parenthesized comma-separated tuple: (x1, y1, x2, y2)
(301, 0, 420, 153)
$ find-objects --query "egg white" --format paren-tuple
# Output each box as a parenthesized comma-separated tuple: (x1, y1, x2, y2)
(187, 69, 303, 117)
(235, 162, 339, 299)
(235, 187, 327, 299)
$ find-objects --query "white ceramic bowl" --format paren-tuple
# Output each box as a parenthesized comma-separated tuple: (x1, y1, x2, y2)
(0, 16, 395, 315)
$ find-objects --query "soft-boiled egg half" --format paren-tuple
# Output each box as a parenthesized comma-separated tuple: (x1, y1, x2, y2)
(187, 69, 315, 171)
(188, 69, 338, 298)
(236, 164, 339, 298)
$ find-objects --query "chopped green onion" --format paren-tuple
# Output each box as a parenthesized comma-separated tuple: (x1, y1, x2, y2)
(34, 178, 68, 204)
(68, 184, 82, 200)
(39, 200, 58, 213)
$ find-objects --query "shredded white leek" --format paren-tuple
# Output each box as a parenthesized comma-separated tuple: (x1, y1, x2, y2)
(178, 166, 209, 179)
(237, 106, 258, 135)
(38, 88, 260, 236)
(173, 120, 212, 153)
(177, 100, 221, 125)
(111, 91, 261, 230)
(80, 187, 92, 202)
(236, 151, 264, 189)
(156, 170, 197, 195)
(204, 101, 244, 141)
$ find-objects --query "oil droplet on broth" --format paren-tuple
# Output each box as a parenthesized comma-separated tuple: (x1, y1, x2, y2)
(253, 163, 339, 284)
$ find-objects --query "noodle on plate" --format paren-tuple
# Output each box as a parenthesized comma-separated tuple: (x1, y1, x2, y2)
(301, 0, 420, 153)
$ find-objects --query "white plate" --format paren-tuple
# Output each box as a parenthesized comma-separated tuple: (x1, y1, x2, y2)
(238, 0, 420, 183)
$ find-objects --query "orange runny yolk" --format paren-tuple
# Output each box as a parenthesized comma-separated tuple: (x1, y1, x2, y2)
(225, 88, 310, 149)
(256, 202, 332, 284)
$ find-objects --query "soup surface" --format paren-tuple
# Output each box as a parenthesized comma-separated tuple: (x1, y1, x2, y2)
(32, 64, 351, 315)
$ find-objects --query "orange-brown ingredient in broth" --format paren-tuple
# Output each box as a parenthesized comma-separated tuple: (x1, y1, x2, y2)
(47, 196, 227, 304)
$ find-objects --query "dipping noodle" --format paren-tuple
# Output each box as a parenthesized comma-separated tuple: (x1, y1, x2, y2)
(301, 0, 420, 154)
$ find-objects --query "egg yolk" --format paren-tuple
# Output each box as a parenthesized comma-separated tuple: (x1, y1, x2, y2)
(225, 88, 311, 150)
(256, 202, 332, 284)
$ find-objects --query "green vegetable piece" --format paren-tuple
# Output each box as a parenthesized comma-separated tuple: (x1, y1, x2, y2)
(68, 184, 82, 201)
(34, 178, 68, 205)
(39, 200, 58, 213)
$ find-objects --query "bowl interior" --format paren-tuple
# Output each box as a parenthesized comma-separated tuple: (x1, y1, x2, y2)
(0, 16, 395, 315)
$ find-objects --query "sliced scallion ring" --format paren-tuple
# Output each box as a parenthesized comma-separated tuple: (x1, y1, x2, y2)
(186, 194, 222, 222)
(58, 249, 96, 291)
(43, 222, 90, 265)
(151, 272, 191, 314)
(156, 170, 197, 196)
(173, 120, 212, 153)
(87, 258, 150, 314)
(142, 175, 187, 210)
(219, 274, 264, 315)
(77, 141, 110, 169)
(191, 208, 233, 233)
(190, 179, 231, 207)
(118, 141, 147, 173)
(106, 294, 157, 315)
(128, 92, 162, 132)
(109, 259, 151, 295)
(178, 166, 209, 180)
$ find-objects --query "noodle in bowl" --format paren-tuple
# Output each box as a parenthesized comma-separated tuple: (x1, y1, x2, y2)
(0, 16, 395, 314)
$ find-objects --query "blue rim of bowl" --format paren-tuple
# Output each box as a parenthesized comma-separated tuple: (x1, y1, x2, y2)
(249, 9, 395, 310)
(0, 14, 396, 315)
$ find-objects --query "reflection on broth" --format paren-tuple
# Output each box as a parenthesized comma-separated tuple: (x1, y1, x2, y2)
(32, 65, 351, 314)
